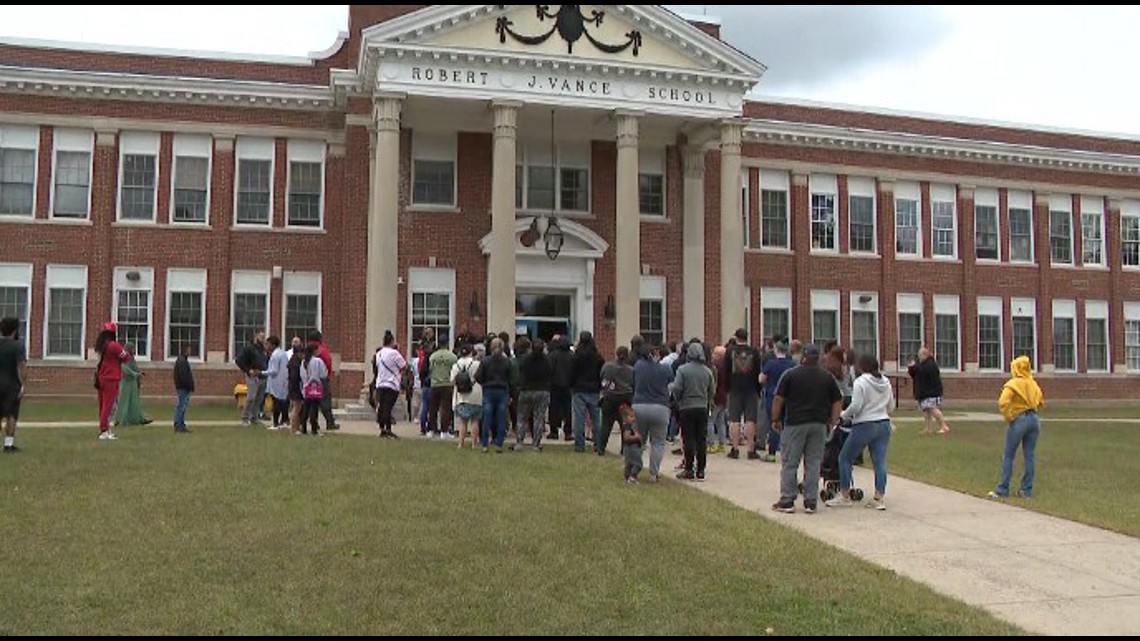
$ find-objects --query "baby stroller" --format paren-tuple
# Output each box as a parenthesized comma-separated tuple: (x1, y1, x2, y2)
(819, 421, 864, 502)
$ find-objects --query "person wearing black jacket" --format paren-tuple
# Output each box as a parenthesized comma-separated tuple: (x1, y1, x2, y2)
(514, 339, 553, 451)
(172, 344, 194, 433)
(548, 335, 574, 441)
(908, 347, 951, 435)
(570, 331, 605, 453)
(236, 330, 268, 426)
(475, 338, 512, 453)
(287, 337, 305, 434)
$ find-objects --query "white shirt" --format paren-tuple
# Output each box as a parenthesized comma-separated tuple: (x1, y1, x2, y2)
(375, 347, 407, 392)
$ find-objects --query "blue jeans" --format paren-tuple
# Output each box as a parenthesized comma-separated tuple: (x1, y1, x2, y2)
(174, 389, 191, 430)
(419, 386, 431, 432)
(839, 419, 892, 495)
(996, 410, 1040, 497)
(481, 387, 509, 448)
(572, 392, 601, 450)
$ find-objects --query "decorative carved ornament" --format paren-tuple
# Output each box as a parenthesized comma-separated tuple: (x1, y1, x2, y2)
(495, 5, 642, 57)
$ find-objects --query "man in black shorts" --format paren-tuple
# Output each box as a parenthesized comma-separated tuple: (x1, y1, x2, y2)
(724, 328, 763, 460)
(0, 316, 28, 453)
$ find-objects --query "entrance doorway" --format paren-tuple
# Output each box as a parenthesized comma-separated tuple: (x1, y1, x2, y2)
(515, 291, 573, 342)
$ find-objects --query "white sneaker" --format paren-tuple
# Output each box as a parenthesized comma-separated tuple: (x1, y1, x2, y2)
(826, 494, 854, 508)
(99, 432, 118, 441)
(865, 497, 886, 511)
(266, 425, 280, 431)
(441, 433, 455, 441)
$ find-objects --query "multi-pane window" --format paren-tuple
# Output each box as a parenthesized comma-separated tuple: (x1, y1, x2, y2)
(285, 294, 319, 343)
(812, 310, 838, 348)
(1082, 211, 1103, 266)
(1009, 208, 1033, 262)
(0, 286, 29, 349)
(411, 133, 454, 207)
(167, 291, 203, 359)
(898, 313, 922, 364)
(1126, 319, 1140, 371)
(639, 151, 665, 217)
(1086, 317, 1108, 371)
(232, 292, 268, 359)
(1053, 317, 1075, 371)
(934, 314, 959, 370)
(639, 299, 664, 347)
(516, 143, 589, 213)
(763, 308, 790, 343)
(1012, 316, 1036, 364)
(560, 166, 588, 212)
(236, 159, 272, 224)
(53, 151, 91, 218)
(811, 194, 836, 250)
(120, 154, 157, 221)
(1123, 214, 1140, 267)
(761, 189, 788, 248)
(116, 289, 151, 359)
(172, 156, 208, 223)
(761, 288, 792, 342)
(849, 195, 875, 253)
(0, 147, 35, 216)
(852, 310, 877, 359)
(896, 198, 919, 255)
(1050, 210, 1073, 264)
(932, 201, 957, 257)
(287, 162, 322, 227)
(411, 292, 451, 347)
(47, 288, 85, 357)
(975, 205, 999, 260)
(979, 315, 1003, 371)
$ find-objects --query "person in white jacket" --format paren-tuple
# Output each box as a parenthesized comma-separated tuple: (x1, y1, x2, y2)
(826, 354, 894, 510)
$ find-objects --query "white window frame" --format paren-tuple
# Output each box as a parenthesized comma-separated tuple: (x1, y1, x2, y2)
(933, 294, 960, 371)
(516, 141, 591, 215)
(850, 292, 879, 359)
(1122, 200, 1140, 269)
(1080, 195, 1105, 267)
(0, 263, 32, 352)
(0, 124, 39, 218)
(117, 131, 160, 223)
(282, 271, 323, 341)
(50, 128, 94, 220)
(170, 134, 212, 226)
(407, 267, 455, 348)
(1008, 190, 1034, 263)
(234, 137, 275, 227)
(1085, 299, 1110, 373)
(1125, 302, 1140, 372)
(230, 270, 271, 360)
(896, 293, 924, 366)
(895, 181, 922, 258)
(974, 187, 1001, 262)
(1010, 297, 1038, 369)
(1051, 299, 1076, 373)
(741, 168, 751, 248)
(410, 131, 456, 210)
(809, 173, 837, 253)
(43, 264, 88, 360)
(165, 268, 207, 362)
(639, 275, 667, 346)
(931, 183, 958, 259)
(638, 148, 666, 218)
(760, 287, 792, 341)
(759, 169, 790, 249)
(1049, 194, 1074, 266)
(810, 289, 840, 347)
(848, 176, 877, 255)
(112, 267, 154, 361)
(977, 297, 1005, 373)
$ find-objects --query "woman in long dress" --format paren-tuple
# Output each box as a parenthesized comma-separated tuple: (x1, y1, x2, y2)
(113, 344, 152, 427)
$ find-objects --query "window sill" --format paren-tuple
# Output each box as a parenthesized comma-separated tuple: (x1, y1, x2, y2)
(1051, 263, 1078, 269)
(847, 252, 881, 260)
(517, 208, 592, 220)
(229, 225, 326, 234)
(746, 247, 793, 255)
(809, 249, 841, 256)
(169, 221, 212, 229)
(895, 254, 924, 261)
(976, 258, 1003, 265)
(1080, 264, 1110, 271)
(114, 219, 158, 226)
(1, 216, 92, 226)
(113, 221, 212, 230)
(1006, 260, 1037, 267)
(639, 215, 669, 224)
(407, 205, 461, 215)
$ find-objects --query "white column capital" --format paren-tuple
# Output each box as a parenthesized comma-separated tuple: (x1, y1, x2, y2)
(492, 100, 521, 139)
(373, 95, 403, 133)
(682, 146, 705, 179)
(615, 111, 640, 149)
(719, 119, 744, 153)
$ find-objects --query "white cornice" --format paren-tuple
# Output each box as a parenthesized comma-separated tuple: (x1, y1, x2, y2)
(0, 65, 335, 110)
(0, 35, 318, 65)
(745, 119, 1140, 176)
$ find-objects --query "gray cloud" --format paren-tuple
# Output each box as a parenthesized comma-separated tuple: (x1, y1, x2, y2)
(668, 5, 954, 92)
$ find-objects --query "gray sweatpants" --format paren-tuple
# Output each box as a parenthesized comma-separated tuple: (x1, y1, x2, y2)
(242, 375, 266, 423)
(780, 422, 827, 504)
(633, 404, 670, 478)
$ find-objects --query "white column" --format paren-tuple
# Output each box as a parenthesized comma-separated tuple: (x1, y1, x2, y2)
(719, 120, 745, 344)
(615, 111, 641, 345)
(489, 101, 521, 336)
(366, 95, 402, 363)
(682, 146, 706, 339)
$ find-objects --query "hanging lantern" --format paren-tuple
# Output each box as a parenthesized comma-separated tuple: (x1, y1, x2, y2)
(544, 216, 564, 260)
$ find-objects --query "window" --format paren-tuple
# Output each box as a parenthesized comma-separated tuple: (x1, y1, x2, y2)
(1051, 299, 1075, 371)
(235, 138, 274, 225)
(811, 290, 840, 348)
(118, 132, 159, 221)
(0, 263, 31, 350)
(1009, 208, 1033, 262)
(639, 300, 664, 347)
(895, 181, 921, 256)
(974, 190, 999, 260)
(810, 174, 837, 251)
(852, 310, 878, 359)
(288, 162, 323, 227)
(0, 125, 37, 217)
(934, 295, 959, 370)
(411, 133, 455, 207)
(639, 150, 665, 216)
(1125, 303, 1140, 371)
(52, 129, 94, 219)
(1049, 205, 1073, 265)
(114, 267, 153, 359)
(849, 197, 875, 253)
(409, 268, 455, 348)
(1081, 196, 1104, 266)
(761, 190, 788, 248)
(231, 271, 270, 358)
(171, 134, 211, 224)
(516, 142, 590, 213)
(897, 294, 924, 366)
(1086, 300, 1109, 372)
(760, 288, 792, 342)
(931, 184, 957, 258)
(1123, 203, 1140, 267)
(978, 298, 1003, 371)
(44, 265, 87, 358)
(741, 169, 751, 248)
(1011, 298, 1036, 366)
(283, 272, 321, 342)
(166, 268, 206, 360)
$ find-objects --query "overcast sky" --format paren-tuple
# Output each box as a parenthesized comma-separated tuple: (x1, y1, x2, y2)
(2, 5, 1138, 135)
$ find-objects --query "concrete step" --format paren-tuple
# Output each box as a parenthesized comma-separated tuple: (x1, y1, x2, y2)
(335, 404, 376, 421)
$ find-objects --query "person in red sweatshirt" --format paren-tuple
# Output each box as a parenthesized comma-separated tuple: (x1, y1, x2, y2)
(94, 322, 131, 441)
(307, 330, 340, 431)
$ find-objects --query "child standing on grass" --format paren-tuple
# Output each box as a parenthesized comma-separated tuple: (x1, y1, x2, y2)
(172, 343, 195, 433)
(620, 404, 643, 484)
(989, 355, 1044, 499)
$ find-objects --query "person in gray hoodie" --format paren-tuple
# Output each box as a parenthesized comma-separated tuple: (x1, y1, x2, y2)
(672, 341, 717, 481)
(827, 354, 895, 510)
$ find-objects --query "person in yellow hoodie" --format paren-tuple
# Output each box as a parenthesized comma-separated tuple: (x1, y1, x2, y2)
(988, 355, 1044, 499)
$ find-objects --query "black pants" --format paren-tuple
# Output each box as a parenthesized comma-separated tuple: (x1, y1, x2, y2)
(679, 408, 708, 474)
(549, 387, 572, 437)
(598, 393, 632, 454)
(320, 378, 338, 429)
(272, 396, 289, 427)
(428, 385, 454, 434)
(303, 399, 322, 434)
(375, 387, 400, 433)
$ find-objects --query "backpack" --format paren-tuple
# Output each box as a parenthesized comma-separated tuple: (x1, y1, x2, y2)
(732, 348, 755, 375)
(454, 362, 474, 395)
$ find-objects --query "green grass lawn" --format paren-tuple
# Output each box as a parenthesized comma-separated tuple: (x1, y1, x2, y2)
(0, 427, 1019, 636)
(889, 420, 1140, 537)
(936, 403, 1140, 420)
(18, 397, 245, 423)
